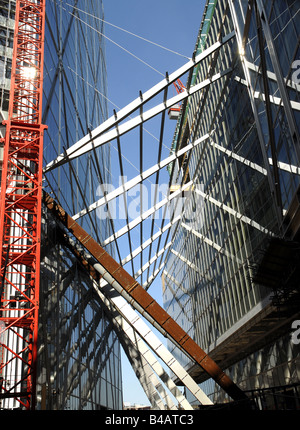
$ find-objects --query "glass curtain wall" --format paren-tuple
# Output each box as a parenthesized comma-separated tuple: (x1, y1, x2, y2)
(0, 0, 122, 410)
(163, 0, 300, 404)
(39, 0, 122, 410)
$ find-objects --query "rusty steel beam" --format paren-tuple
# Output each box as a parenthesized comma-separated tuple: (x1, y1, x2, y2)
(42, 191, 248, 403)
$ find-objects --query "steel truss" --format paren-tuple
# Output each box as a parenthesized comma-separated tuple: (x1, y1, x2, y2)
(0, 0, 46, 410)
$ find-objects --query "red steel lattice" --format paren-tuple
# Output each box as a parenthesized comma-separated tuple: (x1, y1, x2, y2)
(0, 0, 46, 410)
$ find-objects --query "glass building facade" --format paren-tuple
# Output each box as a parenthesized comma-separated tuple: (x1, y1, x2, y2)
(163, 0, 300, 406)
(0, 0, 122, 410)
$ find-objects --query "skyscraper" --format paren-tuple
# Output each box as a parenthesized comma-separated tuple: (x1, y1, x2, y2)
(0, 0, 122, 410)
(163, 0, 300, 407)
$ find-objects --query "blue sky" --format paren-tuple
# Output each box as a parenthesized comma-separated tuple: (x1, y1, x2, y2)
(102, 0, 206, 407)
(103, 0, 206, 113)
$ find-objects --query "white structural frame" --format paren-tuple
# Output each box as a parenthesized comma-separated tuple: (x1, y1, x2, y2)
(44, 31, 235, 172)
(95, 281, 193, 409)
(94, 281, 183, 410)
(94, 280, 213, 406)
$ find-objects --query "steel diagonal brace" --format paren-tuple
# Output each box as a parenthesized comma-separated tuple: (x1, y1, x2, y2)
(42, 191, 249, 403)
(97, 281, 199, 408)
(59, 235, 208, 408)
(60, 234, 193, 409)
(114, 324, 177, 410)
(95, 281, 184, 410)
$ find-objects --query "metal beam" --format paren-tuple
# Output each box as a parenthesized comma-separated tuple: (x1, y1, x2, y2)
(254, 1, 283, 217)
(142, 262, 166, 290)
(210, 136, 300, 182)
(228, 0, 283, 229)
(133, 241, 172, 279)
(72, 133, 211, 221)
(255, 0, 300, 163)
(96, 281, 194, 409)
(44, 31, 235, 172)
(194, 187, 275, 236)
(181, 222, 243, 265)
(43, 191, 249, 403)
(121, 215, 181, 266)
(101, 180, 193, 247)
(99, 281, 212, 406)
(47, 68, 231, 169)
(64, 234, 202, 409)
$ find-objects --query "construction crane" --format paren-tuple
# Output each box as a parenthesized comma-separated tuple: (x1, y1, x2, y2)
(168, 79, 185, 120)
(0, 0, 46, 410)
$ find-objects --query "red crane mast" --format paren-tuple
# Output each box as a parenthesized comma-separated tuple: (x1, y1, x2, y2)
(0, 0, 46, 410)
